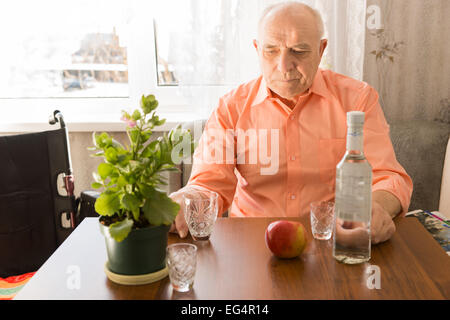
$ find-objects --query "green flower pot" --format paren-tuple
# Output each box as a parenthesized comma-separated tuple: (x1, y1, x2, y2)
(99, 220, 170, 276)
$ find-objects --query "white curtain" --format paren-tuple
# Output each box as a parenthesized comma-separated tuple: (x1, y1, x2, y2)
(165, 0, 367, 118)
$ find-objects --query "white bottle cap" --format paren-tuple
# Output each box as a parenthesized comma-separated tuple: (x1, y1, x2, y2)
(347, 111, 365, 126)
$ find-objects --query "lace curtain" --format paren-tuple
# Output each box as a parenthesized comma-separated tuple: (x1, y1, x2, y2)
(164, 0, 367, 118)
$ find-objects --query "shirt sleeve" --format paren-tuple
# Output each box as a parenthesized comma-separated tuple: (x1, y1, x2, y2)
(355, 86, 413, 216)
(182, 97, 239, 216)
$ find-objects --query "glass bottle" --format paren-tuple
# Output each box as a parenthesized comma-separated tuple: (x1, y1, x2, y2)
(333, 111, 372, 264)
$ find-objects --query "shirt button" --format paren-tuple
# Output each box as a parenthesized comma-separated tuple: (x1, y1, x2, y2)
(290, 155, 296, 161)
(289, 194, 296, 200)
(290, 115, 295, 120)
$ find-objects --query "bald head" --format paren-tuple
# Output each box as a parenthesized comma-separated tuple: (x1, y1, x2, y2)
(258, 2, 324, 41)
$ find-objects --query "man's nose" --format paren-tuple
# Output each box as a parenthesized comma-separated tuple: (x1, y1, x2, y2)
(277, 50, 295, 75)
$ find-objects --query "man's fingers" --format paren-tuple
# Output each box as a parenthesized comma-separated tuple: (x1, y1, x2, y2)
(169, 190, 189, 238)
(335, 223, 369, 248)
(169, 217, 189, 238)
(175, 210, 189, 238)
(372, 219, 396, 244)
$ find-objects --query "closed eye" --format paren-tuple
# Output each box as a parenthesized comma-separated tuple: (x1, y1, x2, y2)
(263, 48, 279, 56)
(291, 49, 309, 55)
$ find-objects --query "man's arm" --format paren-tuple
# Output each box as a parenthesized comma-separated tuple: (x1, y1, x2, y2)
(373, 190, 402, 219)
(169, 97, 239, 238)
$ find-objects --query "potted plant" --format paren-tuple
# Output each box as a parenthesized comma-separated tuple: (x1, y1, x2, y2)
(89, 94, 193, 284)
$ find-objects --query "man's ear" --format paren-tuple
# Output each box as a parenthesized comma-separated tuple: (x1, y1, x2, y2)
(319, 39, 328, 58)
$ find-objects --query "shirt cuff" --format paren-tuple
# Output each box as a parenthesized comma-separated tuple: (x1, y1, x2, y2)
(372, 179, 412, 217)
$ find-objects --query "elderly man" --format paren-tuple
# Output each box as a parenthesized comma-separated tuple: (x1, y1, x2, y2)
(170, 2, 413, 244)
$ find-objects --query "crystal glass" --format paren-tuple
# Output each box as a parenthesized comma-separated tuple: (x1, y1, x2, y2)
(166, 243, 197, 292)
(183, 189, 218, 241)
(310, 200, 335, 240)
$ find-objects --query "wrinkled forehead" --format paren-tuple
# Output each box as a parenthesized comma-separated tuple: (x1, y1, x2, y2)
(261, 24, 319, 48)
(259, 9, 321, 45)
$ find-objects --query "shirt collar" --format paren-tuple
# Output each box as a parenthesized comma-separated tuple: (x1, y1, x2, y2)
(252, 69, 330, 107)
(309, 69, 331, 100)
(252, 76, 271, 106)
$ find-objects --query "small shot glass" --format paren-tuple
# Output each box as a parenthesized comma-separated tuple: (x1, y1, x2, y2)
(310, 201, 334, 240)
(183, 189, 218, 241)
(166, 243, 197, 292)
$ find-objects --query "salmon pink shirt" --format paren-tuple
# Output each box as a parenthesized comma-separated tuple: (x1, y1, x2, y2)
(184, 69, 413, 218)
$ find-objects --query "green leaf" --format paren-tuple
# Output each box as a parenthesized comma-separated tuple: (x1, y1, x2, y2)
(156, 118, 166, 126)
(111, 139, 125, 150)
(128, 160, 140, 170)
(121, 111, 131, 120)
(109, 218, 134, 242)
(156, 179, 168, 186)
(117, 175, 128, 188)
(137, 183, 154, 198)
(142, 189, 180, 226)
(132, 110, 142, 121)
(105, 147, 118, 164)
(92, 132, 100, 148)
(94, 132, 112, 149)
(116, 149, 132, 166)
(95, 193, 120, 216)
(129, 128, 140, 144)
(121, 193, 141, 221)
(124, 172, 137, 186)
(140, 131, 151, 144)
(91, 151, 105, 157)
(91, 182, 102, 189)
(141, 95, 158, 114)
(98, 163, 114, 179)
(160, 166, 180, 173)
(159, 137, 173, 164)
(141, 140, 159, 158)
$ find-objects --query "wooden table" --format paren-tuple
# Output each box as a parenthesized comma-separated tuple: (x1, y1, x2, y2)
(15, 216, 450, 300)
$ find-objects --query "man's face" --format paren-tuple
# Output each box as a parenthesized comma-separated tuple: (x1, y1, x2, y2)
(254, 9, 327, 99)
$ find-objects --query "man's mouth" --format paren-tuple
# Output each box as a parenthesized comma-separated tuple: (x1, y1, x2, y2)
(276, 79, 299, 83)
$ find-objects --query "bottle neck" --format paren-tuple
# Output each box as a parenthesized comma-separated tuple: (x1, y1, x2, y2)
(346, 125, 364, 152)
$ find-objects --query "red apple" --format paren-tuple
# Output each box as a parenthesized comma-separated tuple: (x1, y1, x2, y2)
(265, 220, 307, 258)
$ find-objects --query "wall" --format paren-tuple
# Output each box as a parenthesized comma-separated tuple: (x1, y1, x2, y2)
(364, 0, 450, 210)
(364, 0, 449, 123)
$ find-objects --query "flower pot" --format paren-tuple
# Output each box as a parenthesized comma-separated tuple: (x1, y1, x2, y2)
(99, 220, 170, 277)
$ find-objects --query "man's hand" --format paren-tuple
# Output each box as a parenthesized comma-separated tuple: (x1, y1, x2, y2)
(370, 190, 402, 244)
(335, 190, 402, 246)
(168, 190, 189, 238)
(370, 200, 396, 244)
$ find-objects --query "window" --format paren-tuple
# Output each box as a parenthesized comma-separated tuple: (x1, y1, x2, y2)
(0, 0, 188, 125)
(0, 0, 131, 99)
